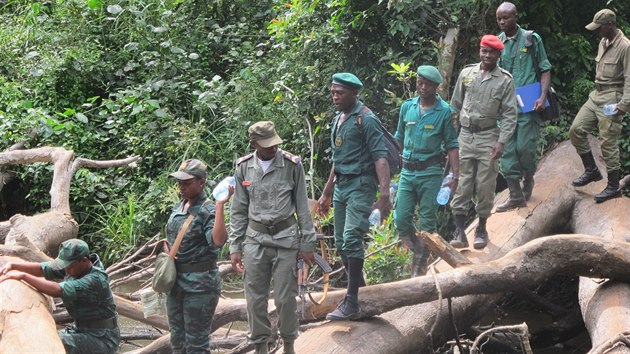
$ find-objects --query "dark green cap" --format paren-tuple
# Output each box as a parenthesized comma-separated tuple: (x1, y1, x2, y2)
(49, 239, 89, 270)
(170, 159, 207, 180)
(416, 65, 443, 85)
(332, 73, 363, 90)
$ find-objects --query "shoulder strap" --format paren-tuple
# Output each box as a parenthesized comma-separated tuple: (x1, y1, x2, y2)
(525, 30, 542, 81)
(168, 199, 210, 258)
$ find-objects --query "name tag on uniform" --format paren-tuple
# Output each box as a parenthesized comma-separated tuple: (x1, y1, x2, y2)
(424, 125, 434, 129)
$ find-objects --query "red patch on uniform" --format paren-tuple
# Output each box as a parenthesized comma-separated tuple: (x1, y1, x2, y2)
(242, 181, 251, 186)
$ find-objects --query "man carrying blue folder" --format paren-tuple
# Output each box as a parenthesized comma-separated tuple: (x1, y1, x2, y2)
(495, 2, 552, 212)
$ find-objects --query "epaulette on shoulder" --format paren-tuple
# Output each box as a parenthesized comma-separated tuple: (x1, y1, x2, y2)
(464, 63, 476, 68)
(499, 67, 513, 78)
(235, 153, 254, 166)
(281, 150, 301, 164)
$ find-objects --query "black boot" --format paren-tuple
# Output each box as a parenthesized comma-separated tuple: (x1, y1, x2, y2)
(473, 217, 489, 249)
(572, 152, 603, 186)
(411, 241, 430, 277)
(522, 171, 535, 201)
(496, 178, 527, 212)
(342, 260, 366, 287)
(449, 214, 468, 248)
(325, 294, 360, 321)
(282, 339, 295, 354)
(594, 170, 622, 203)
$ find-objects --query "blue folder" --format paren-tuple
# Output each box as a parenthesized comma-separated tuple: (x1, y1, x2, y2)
(515, 82, 550, 113)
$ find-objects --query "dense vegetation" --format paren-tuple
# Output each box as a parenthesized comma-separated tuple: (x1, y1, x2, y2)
(0, 0, 628, 269)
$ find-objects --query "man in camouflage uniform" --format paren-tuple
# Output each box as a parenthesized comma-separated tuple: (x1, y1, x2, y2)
(569, 9, 629, 203)
(449, 35, 517, 249)
(318, 73, 392, 320)
(0, 239, 120, 353)
(495, 1, 553, 211)
(394, 65, 459, 276)
(230, 121, 316, 354)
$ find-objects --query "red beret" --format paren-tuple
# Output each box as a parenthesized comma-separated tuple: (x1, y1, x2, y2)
(480, 35, 505, 51)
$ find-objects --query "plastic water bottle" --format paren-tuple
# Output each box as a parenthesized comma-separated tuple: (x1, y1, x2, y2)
(603, 103, 617, 116)
(389, 183, 397, 205)
(212, 176, 236, 201)
(436, 173, 454, 206)
(368, 209, 381, 226)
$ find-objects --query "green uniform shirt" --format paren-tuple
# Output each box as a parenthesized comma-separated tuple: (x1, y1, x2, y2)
(451, 63, 518, 145)
(394, 95, 458, 177)
(593, 29, 630, 112)
(41, 255, 117, 324)
(229, 149, 317, 254)
(331, 101, 388, 175)
(166, 192, 221, 293)
(498, 26, 552, 87)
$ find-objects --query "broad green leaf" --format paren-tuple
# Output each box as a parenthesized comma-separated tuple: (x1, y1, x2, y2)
(107, 5, 123, 14)
(87, 0, 104, 9)
(75, 113, 88, 123)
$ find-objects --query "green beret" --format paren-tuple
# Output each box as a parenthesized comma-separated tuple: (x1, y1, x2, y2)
(332, 73, 363, 90)
(416, 65, 443, 85)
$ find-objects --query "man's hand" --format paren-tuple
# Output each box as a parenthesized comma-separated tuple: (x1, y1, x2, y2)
(317, 194, 332, 217)
(490, 142, 505, 160)
(0, 263, 13, 276)
(446, 178, 459, 197)
(373, 195, 393, 223)
(0, 270, 24, 283)
(298, 251, 315, 266)
(533, 96, 547, 112)
(230, 253, 244, 273)
(216, 185, 235, 206)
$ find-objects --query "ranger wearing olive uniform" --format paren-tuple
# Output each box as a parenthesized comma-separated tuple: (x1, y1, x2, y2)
(0, 239, 120, 354)
(569, 9, 629, 203)
(318, 73, 392, 321)
(495, 1, 552, 211)
(394, 65, 459, 276)
(449, 35, 518, 249)
(230, 121, 316, 354)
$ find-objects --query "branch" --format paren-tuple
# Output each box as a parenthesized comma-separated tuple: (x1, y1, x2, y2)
(69, 155, 140, 176)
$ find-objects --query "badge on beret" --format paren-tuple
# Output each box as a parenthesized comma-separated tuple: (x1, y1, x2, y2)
(335, 136, 343, 147)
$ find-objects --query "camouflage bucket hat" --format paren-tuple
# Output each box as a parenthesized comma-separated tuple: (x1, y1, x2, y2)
(49, 239, 90, 270)
(169, 159, 208, 180)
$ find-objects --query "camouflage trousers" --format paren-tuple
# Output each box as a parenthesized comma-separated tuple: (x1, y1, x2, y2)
(59, 325, 120, 354)
(167, 285, 220, 354)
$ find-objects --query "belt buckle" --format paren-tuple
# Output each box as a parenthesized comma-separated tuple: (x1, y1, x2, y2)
(267, 225, 277, 234)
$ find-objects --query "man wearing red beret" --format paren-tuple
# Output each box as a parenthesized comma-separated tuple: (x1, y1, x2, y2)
(449, 34, 518, 249)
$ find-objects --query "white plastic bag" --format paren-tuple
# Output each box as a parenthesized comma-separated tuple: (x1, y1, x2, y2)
(140, 288, 167, 318)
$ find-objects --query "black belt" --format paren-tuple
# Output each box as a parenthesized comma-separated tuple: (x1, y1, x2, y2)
(595, 83, 623, 91)
(176, 260, 216, 273)
(461, 124, 497, 133)
(76, 316, 117, 330)
(402, 155, 443, 171)
(249, 217, 297, 235)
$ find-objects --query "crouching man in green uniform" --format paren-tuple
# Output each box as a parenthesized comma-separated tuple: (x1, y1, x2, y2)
(318, 73, 392, 320)
(230, 121, 317, 354)
(569, 9, 630, 203)
(0, 239, 120, 353)
(449, 35, 517, 249)
(394, 65, 459, 276)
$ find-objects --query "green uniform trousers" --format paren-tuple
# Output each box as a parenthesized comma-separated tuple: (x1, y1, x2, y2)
(167, 285, 220, 354)
(500, 111, 542, 179)
(243, 243, 298, 344)
(569, 89, 624, 171)
(333, 174, 378, 260)
(59, 326, 120, 354)
(451, 129, 500, 218)
(394, 173, 442, 238)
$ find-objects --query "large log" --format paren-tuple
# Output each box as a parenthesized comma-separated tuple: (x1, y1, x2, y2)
(294, 138, 630, 353)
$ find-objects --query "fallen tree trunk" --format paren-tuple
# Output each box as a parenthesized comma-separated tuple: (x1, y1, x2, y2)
(294, 138, 630, 353)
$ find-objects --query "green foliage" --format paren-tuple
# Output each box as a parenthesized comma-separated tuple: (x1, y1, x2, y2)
(364, 216, 411, 283)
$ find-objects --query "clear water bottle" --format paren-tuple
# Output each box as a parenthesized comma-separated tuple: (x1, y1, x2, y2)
(603, 103, 618, 116)
(212, 176, 236, 201)
(389, 183, 397, 205)
(368, 209, 381, 226)
(436, 173, 454, 206)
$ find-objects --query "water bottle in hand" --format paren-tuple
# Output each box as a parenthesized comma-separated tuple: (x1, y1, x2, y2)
(436, 173, 454, 206)
(368, 209, 381, 226)
(389, 183, 397, 205)
(212, 176, 236, 201)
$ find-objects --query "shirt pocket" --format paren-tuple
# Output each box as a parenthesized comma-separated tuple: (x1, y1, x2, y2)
(600, 58, 619, 78)
(418, 124, 441, 153)
(481, 87, 502, 118)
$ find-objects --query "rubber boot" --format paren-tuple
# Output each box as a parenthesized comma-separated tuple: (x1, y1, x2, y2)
(255, 342, 269, 354)
(449, 214, 468, 248)
(594, 170, 622, 203)
(572, 152, 603, 186)
(282, 340, 295, 354)
(495, 179, 527, 212)
(522, 171, 535, 201)
(325, 294, 360, 321)
(411, 241, 430, 277)
(473, 217, 489, 249)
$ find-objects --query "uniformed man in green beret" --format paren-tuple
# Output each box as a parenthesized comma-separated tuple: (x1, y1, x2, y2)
(449, 35, 517, 249)
(318, 73, 392, 320)
(569, 8, 629, 203)
(394, 65, 459, 276)
(229, 121, 317, 354)
(0, 239, 120, 353)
